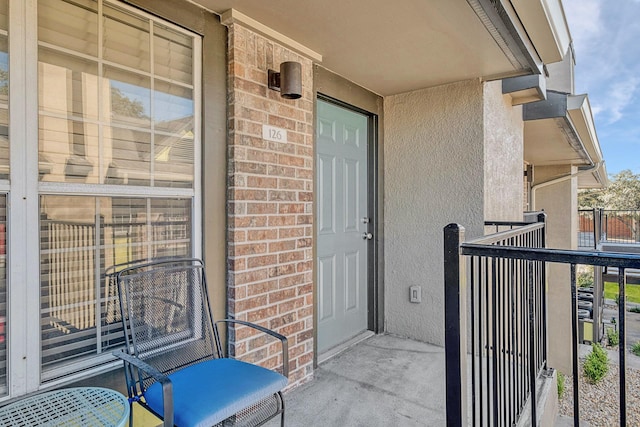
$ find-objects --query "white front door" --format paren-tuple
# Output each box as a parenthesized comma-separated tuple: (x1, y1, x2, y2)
(316, 98, 369, 353)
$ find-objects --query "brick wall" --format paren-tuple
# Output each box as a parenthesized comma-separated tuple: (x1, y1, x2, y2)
(226, 23, 315, 387)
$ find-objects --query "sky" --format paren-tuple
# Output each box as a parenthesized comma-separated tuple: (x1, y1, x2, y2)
(563, 0, 640, 176)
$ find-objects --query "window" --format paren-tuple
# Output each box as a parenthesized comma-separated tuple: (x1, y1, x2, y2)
(34, 0, 200, 381)
(0, 0, 7, 396)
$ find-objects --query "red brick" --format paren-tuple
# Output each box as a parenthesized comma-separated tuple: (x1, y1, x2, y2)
(279, 204, 304, 214)
(247, 176, 277, 188)
(268, 263, 296, 278)
(269, 288, 297, 304)
(278, 154, 305, 167)
(279, 178, 305, 190)
(268, 240, 297, 253)
(278, 274, 306, 288)
(278, 251, 304, 263)
(233, 216, 268, 228)
(248, 229, 278, 241)
(268, 165, 296, 178)
(246, 280, 277, 296)
(269, 216, 296, 227)
(296, 215, 312, 225)
(235, 295, 268, 313)
(246, 149, 278, 164)
(278, 297, 305, 314)
(246, 254, 278, 269)
(247, 305, 278, 323)
(278, 227, 304, 239)
(231, 243, 267, 256)
(268, 190, 297, 201)
(247, 203, 277, 215)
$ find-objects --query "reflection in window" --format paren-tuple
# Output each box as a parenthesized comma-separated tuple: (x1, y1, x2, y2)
(38, 0, 195, 188)
(0, 195, 6, 395)
(39, 195, 192, 375)
(0, 28, 8, 180)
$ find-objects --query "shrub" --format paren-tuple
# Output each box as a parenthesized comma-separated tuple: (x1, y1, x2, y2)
(557, 372, 565, 399)
(633, 342, 640, 357)
(630, 306, 640, 314)
(607, 328, 619, 347)
(577, 271, 594, 288)
(583, 343, 609, 384)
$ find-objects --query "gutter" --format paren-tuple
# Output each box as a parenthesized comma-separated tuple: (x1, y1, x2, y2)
(530, 161, 604, 210)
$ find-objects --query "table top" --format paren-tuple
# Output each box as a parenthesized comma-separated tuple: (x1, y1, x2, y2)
(0, 387, 129, 427)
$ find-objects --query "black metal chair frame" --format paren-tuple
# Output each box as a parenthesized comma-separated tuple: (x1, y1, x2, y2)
(110, 258, 288, 427)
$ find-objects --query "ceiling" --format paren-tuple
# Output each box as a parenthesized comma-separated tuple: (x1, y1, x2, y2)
(195, 0, 527, 95)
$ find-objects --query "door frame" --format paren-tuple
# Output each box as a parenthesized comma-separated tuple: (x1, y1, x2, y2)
(313, 65, 384, 365)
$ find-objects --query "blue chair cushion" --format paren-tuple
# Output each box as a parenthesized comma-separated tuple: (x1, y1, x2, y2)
(144, 358, 288, 427)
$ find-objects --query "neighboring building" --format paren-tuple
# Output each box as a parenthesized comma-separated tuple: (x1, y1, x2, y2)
(0, 0, 605, 401)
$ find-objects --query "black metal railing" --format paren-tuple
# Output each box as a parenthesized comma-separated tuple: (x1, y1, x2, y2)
(445, 213, 546, 426)
(445, 216, 640, 426)
(579, 208, 640, 247)
(578, 209, 599, 248)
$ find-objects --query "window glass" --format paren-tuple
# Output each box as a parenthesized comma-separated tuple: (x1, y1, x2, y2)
(0, 18, 8, 180)
(40, 195, 192, 375)
(103, 5, 150, 72)
(154, 24, 192, 84)
(36, 0, 199, 378)
(38, 1, 194, 188)
(38, 0, 98, 56)
(0, 195, 6, 395)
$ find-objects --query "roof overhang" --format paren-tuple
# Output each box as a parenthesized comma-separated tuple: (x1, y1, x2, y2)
(509, 0, 572, 64)
(523, 91, 608, 188)
(502, 74, 547, 105)
(192, 0, 546, 95)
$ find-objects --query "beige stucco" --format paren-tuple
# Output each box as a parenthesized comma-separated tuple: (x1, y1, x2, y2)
(534, 164, 578, 374)
(383, 79, 525, 345)
(384, 80, 483, 345)
(483, 81, 525, 221)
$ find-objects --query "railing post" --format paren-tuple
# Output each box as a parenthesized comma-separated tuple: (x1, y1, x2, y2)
(618, 271, 627, 426)
(570, 264, 580, 427)
(537, 212, 548, 371)
(444, 224, 468, 427)
(594, 208, 602, 247)
(527, 260, 538, 425)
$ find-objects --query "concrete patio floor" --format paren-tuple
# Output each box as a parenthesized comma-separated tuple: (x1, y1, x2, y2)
(266, 334, 446, 427)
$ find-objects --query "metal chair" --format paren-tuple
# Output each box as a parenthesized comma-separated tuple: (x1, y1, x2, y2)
(111, 258, 288, 427)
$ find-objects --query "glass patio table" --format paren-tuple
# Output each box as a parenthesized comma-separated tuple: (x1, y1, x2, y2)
(0, 386, 129, 426)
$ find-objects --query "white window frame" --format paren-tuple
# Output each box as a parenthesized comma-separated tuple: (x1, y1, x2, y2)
(6, 0, 202, 398)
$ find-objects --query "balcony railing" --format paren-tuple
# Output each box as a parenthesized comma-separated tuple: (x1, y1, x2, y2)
(579, 208, 640, 247)
(444, 215, 640, 426)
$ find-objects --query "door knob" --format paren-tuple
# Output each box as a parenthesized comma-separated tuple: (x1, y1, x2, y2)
(362, 232, 373, 240)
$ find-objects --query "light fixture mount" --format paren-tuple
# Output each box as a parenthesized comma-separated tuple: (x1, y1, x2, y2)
(267, 61, 302, 99)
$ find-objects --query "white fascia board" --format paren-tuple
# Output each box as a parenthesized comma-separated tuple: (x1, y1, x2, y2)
(567, 94, 604, 164)
(510, 0, 571, 64)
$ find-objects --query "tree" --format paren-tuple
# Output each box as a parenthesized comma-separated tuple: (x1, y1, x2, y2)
(578, 187, 605, 209)
(579, 170, 640, 242)
(110, 87, 148, 120)
(579, 169, 640, 210)
(604, 170, 640, 210)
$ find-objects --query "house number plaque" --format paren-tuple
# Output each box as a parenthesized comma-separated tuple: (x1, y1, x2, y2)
(262, 125, 288, 143)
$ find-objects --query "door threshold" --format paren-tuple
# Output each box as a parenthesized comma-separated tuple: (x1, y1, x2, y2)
(318, 330, 375, 365)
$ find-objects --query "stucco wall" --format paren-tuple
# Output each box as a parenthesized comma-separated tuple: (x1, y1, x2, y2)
(383, 80, 485, 345)
(483, 81, 524, 221)
(534, 165, 577, 374)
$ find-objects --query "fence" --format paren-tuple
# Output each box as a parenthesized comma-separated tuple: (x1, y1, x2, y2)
(40, 216, 191, 373)
(579, 208, 640, 247)
(445, 214, 640, 426)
